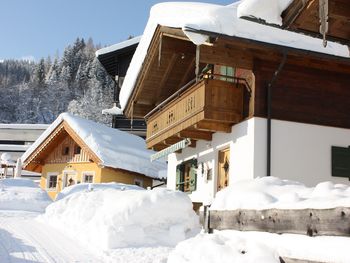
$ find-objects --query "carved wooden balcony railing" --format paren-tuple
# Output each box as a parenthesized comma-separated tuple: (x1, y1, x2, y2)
(145, 76, 248, 150)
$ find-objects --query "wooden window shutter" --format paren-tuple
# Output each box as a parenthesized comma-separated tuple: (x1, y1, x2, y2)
(332, 146, 350, 178)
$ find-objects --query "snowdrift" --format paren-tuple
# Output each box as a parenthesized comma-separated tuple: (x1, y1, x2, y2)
(0, 178, 51, 212)
(211, 177, 350, 210)
(55, 182, 142, 201)
(41, 188, 200, 249)
(168, 231, 280, 263)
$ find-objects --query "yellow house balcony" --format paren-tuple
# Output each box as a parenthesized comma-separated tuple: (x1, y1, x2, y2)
(145, 76, 248, 150)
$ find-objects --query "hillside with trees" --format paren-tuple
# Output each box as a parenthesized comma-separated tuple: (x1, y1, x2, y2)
(0, 38, 115, 124)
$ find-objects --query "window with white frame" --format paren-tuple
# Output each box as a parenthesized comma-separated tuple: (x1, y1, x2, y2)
(47, 173, 58, 190)
(82, 172, 94, 183)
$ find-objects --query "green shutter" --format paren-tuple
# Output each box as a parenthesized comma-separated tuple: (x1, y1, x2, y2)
(176, 164, 185, 191)
(189, 160, 197, 192)
(332, 146, 350, 178)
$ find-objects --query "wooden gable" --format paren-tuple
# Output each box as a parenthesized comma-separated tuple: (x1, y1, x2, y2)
(282, 0, 350, 45)
(23, 121, 101, 173)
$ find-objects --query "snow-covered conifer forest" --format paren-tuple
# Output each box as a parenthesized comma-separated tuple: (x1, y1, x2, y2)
(0, 38, 115, 124)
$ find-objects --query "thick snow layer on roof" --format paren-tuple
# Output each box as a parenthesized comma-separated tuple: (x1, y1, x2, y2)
(119, 1, 349, 111)
(237, 0, 293, 25)
(22, 113, 166, 179)
(211, 177, 350, 210)
(41, 188, 200, 249)
(102, 105, 123, 115)
(0, 178, 51, 212)
(95, 36, 141, 57)
(55, 182, 142, 201)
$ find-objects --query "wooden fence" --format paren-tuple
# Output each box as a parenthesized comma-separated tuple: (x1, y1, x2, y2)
(201, 207, 350, 263)
(202, 207, 350, 237)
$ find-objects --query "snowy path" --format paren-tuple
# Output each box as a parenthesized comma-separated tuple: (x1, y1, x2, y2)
(0, 211, 101, 263)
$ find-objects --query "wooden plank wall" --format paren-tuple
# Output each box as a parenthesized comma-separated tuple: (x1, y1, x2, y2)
(253, 59, 350, 129)
(45, 135, 91, 164)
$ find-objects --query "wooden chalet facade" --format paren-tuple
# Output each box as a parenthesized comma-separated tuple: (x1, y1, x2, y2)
(119, 3, 350, 206)
(21, 114, 164, 200)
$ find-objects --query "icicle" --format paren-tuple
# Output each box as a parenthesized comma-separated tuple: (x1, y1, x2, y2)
(319, 0, 329, 47)
(195, 45, 200, 82)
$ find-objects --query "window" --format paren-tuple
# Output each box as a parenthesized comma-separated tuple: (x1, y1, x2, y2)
(176, 159, 197, 193)
(82, 172, 94, 183)
(62, 145, 70, 156)
(74, 145, 81, 154)
(220, 66, 235, 82)
(47, 173, 58, 190)
(134, 179, 144, 187)
(332, 146, 350, 178)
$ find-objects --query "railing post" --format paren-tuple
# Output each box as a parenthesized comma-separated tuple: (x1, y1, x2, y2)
(203, 205, 212, 233)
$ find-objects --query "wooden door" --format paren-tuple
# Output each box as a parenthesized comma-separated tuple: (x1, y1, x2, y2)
(217, 148, 230, 192)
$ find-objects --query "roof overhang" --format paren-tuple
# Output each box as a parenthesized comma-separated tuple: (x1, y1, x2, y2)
(123, 25, 350, 119)
(96, 37, 141, 77)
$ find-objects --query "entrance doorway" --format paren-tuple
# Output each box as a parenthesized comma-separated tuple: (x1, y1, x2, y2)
(217, 148, 230, 192)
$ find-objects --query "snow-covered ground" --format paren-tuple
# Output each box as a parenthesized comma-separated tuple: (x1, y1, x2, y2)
(0, 177, 350, 262)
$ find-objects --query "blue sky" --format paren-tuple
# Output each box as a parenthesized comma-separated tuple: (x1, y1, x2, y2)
(0, 0, 232, 61)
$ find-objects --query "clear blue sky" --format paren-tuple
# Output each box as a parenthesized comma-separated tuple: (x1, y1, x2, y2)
(0, 0, 232, 61)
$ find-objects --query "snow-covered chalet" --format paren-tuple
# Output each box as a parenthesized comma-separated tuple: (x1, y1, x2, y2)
(21, 113, 166, 199)
(103, 1, 350, 208)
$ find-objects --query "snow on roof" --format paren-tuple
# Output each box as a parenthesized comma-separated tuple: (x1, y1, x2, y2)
(119, 1, 349, 111)
(95, 36, 141, 57)
(101, 105, 123, 115)
(0, 123, 49, 130)
(237, 0, 293, 25)
(22, 113, 166, 179)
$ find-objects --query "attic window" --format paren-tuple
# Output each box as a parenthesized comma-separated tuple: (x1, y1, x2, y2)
(74, 145, 81, 155)
(62, 145, 70, 156)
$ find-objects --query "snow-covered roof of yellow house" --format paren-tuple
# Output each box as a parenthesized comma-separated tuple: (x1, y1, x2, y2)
(21, 113, 166, 179)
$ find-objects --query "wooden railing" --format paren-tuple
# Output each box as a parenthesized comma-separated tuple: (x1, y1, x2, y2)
(146, 76, 246, 149)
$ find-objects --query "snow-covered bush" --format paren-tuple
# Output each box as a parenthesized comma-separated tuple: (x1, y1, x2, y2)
(0, 178, 51, 212)
(41, 188, 200, 249)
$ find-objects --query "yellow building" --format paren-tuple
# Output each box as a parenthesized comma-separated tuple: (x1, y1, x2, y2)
(21, 113, 166, 200)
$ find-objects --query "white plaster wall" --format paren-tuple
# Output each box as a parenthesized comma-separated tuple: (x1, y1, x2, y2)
(167, 117, 350, 204)
(167, 118, 257, 204)
(254, 117, 350, 186)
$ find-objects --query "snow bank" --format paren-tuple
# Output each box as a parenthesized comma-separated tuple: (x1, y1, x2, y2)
(211, 177, 350, 210)
(238, 0, 293, 25)
(41, 188, 200, 250)
(0, 179, 51, 212)
(55, 182, 142, 201)
(168, 231, 280, 263)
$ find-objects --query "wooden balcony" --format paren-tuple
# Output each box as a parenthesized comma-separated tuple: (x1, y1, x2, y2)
(146, 77, 247, 150)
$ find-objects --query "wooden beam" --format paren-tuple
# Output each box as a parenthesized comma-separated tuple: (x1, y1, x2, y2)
(200, 44, 254, 70)
(209, 207, 350, 237)
(194, 122, 232, 133)
(155, 53, 178, 99)
(179, 57, 195, 88)
(177, 130, 212, 141)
